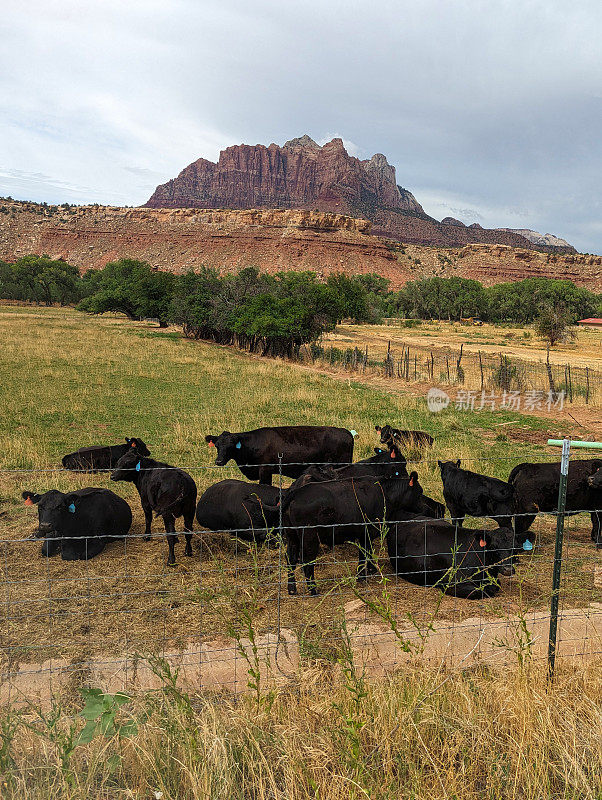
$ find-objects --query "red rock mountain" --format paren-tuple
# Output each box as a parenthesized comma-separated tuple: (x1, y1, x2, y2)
(145, 136, 575, 252)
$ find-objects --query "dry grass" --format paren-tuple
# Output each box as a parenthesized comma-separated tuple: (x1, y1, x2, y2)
(4, 660, 602, 799)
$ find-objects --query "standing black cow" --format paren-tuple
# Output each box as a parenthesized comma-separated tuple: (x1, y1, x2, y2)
(110, 451, 197, 565)
(281, 471, 424, 595)
(438, 460, 516, 529)
(509, 459, 602, 545)
(195, 480, 280, 543)
(387, 515, 516, 598)
(204, 426, 355, 485)
(22, 487, 132, 560)
(375, 424, 434, 449)
(62, 437, 150, 472)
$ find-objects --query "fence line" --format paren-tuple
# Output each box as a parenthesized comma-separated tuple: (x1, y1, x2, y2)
(1, 449, 602, 695)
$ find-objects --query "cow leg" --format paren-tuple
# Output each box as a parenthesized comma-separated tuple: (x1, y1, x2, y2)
(287, 535, 300, 595)
(300, 532, 320, 596)
(41, 538, 60, 557)
(258, 467, 273, 486)
(591, 511, 602, 548)
(143, 504, 153, 542)
(183, 508, 194, 557)
(447, 502, 465, 528)
(163, 514, 177, 566)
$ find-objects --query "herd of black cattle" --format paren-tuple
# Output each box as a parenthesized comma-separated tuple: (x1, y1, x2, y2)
(21, 424, 602, 599)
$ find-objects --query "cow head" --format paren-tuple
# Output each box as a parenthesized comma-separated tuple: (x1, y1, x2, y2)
(125, 437, 151, 457)
(438, 460, 461, 478)
(587, 466, 602, 491)
(205, 431, 243, 467)
(375, 424, 395, 446)
(22, 489, 80, 538)
(479, 526, 516, 575)
(111, 449, 146, 481)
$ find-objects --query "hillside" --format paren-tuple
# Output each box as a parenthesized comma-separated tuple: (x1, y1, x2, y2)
(146, 135, 576, 253)
(1, 199, 600, 290)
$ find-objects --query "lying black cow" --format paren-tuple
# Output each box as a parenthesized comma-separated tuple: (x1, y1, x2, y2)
(62, 437, 150, 472)
(111, 451, 197, 565)
(204, 425, 355, 485)
(22, 487, 132, 560)
(195, 480, 280, 543)
(387, 515, 516, 598)
(280, 472, 424, 595)
(509, 459, 602, 545)
(376, 424, 434, 449)
(438, 460, 516, 529)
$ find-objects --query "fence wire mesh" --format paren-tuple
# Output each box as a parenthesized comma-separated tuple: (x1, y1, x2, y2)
(1, 450, 602, 701)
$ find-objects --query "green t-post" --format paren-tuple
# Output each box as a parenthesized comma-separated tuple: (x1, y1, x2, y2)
(547, 438, 571, 679)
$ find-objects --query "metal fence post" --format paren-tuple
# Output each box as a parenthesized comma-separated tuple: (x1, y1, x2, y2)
(547, 437, 571, 679)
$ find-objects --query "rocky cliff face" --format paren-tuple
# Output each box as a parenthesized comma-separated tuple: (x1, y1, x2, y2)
(145, 136, 575, 252)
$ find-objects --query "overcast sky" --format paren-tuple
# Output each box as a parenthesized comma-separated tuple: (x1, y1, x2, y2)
(1, 0, 601, 252)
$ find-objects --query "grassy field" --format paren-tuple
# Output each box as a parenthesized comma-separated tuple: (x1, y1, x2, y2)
(2, 305, 602, 799)
(0, 304, 600, 670)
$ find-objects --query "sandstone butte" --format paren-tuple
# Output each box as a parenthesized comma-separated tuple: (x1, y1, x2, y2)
(2, 199, 601, 291)
(145, 135, 577, 254)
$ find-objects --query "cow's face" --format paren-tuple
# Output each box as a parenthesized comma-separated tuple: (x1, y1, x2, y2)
(111, 450, 144, 481)
(482, 526, 516, 575)
(375, 424, 394, 445)
(125, 437, 150, 457)
(587, 466, 602, 491)
(22, 490, 79, 537)
(205, 431, 241, 466)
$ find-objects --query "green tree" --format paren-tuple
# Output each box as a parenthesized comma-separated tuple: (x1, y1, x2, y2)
(535, 304, 576, 347)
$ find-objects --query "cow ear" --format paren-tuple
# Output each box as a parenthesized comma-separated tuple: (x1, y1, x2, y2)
(125, 437, 131, 444)
(63, 494, 78, 513)
(204, 435, 214, 443)
(437, 460, 443, 468)
(375, 425, 381, 432)
(409, 471, 418, 486)
(456, 459, 461, 467)
(22, 491, 40, 505)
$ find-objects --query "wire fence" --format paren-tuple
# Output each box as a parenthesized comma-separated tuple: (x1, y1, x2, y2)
(304, 340, 602, 405)
(1, 445, 602, 702)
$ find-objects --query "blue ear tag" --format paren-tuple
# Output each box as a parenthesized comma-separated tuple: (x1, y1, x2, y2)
(68, 503, 76, 513)
(395, 472, 399, 476)
(235, 442, 242, 449)
(135, 461, 141, 472)
(349, 430, 358, 437)
(523, 539, 533, 551)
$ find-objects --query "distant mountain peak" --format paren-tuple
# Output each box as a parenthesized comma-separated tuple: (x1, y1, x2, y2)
(145, 136, 575, 252)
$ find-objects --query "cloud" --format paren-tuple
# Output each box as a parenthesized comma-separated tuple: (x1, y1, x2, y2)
(0, 0, 600, 251)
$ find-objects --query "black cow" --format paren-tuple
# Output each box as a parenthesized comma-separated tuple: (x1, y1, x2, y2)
(204, 426, 355, 485)
(62, 437, 150, 472)
(387, 515, 516, 598)
(281, 472, 424, 595)
(195, 480, 281, 543)
(22, 487, 132, 560)
(376, 424, 434, 449)
(438, 460, 516, 529)
(509, 459, 602, 545)
(110, 451, 197, 565)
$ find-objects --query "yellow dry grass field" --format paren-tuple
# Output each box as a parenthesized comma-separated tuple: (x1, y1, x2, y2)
(0, 305, 601, 671)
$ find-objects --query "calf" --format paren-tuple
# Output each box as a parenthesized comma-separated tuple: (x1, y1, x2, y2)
(110, 450, 197, 565)
(282, 471, 424, 595)
(62, 437, 150, 472)
(196, 480, 280, 543)
(438, 460, 516, 529)
(204, 425, 355, 485)
(387, 515, 516, 598)
(376, 424, 434, 449)
(509, 459, 602, 545)
(22, 487, 132, 560)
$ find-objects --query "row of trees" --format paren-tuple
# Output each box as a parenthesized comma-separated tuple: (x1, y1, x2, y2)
(1, 257, 601, 349)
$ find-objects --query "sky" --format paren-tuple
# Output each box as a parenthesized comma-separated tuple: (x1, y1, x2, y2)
(1, 0, 601, 252)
